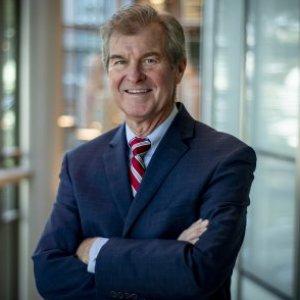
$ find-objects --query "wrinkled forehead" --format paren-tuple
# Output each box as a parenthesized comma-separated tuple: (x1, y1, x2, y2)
(108, 26, 167, 60)
(108, 23, 166, 53)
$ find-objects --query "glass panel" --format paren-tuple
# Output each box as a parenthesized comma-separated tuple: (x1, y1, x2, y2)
(0, 0, 19, 168)
(242, 155, 295, 296)
(241, 0, 300, 297)
(178, 20, 202, 119)
(202, 0, 299, 298)
(177, 0, 202, 119)
(211, 0, 245, 136)
(62, 0, 116, 26)
(0, 0, 20, 299)
(0, 184, 19, 300)
(63, 28, 100, 52)
(245, 0, 300, 156)
(241, 278, 282, 300)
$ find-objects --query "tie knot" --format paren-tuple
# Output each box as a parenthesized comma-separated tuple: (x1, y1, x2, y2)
(129, 137, 151, 157)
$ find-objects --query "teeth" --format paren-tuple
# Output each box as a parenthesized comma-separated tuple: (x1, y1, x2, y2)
(126, 89, 150, 94)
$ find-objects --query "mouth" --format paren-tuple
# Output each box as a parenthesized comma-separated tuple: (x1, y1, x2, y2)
(123, 89, 152, 95)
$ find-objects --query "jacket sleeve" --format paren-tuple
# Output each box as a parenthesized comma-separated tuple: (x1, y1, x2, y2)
(32, 154, 97, 300)
(94, 146, 256, 300)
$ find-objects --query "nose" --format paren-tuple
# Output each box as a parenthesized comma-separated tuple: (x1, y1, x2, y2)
(126, 63, 146, 83)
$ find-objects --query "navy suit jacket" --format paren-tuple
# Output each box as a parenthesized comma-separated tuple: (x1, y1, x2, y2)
(33, 103, 256, 300)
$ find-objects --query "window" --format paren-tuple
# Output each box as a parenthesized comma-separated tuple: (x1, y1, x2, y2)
(0, 0, 25, 299)
(201, 0, 300, 299)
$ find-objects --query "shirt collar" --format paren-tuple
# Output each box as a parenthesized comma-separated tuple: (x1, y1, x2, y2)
(125, 105, 178, 150)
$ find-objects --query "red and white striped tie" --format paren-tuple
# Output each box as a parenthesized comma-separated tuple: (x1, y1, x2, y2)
(129, 137, 151, 196)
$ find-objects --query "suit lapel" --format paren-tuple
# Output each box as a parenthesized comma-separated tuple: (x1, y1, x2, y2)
(102, 125, 133, 221)
(123, 103, 195, 236)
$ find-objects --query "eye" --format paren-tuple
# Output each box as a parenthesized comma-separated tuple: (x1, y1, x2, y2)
(109, 59, 127, 67)
(144, 57, 158, 65)
(114, 60, 126, 65)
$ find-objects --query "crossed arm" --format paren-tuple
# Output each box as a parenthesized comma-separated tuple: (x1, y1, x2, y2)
(76, 219, 209, 265)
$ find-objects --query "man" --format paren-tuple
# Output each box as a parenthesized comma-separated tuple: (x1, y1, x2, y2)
(33, 4, 256, 300)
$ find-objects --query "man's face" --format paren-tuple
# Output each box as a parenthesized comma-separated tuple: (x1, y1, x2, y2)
(107, 23, 186, 124)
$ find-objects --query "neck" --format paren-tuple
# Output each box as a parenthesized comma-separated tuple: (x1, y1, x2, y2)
(126, 104, 174, 137)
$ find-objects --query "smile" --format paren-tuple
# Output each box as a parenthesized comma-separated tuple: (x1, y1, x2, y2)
(124, 89, 152, 94)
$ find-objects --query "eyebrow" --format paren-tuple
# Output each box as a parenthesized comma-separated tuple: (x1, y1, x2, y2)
(141, 52, 161, 58)
(108, 55, 125, 61)
(108, 52, 161, 61)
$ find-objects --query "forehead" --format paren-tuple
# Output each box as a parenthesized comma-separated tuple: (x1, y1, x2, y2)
(108, 23, 166, 55)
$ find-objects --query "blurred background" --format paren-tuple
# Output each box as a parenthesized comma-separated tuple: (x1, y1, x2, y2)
(0, 0, 299, 299)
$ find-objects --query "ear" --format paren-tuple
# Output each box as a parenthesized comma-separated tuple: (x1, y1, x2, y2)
(175, 58, 187, 84)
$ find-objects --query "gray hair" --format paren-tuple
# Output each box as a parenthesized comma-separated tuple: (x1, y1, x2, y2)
(100, 4, 186, 70)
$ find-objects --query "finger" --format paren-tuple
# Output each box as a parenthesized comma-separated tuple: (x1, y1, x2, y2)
(178, 219, 209, 241)
(178, 228, 206, 243)
(192, 218, 203, 226)
(178, 229, 198, 241)
(182, 229, 203, 241)
(199, 219, 209, 227)
(195, 218, 209, 225)
(191, 221, 209, 234)
(177, 230, 187, 241)
(197, 227, 207, 237)
(186, 226, 208, 240)
(177, 235, 184, 241)
(189, 237, 199, 245)
(190, 219, 209, 230)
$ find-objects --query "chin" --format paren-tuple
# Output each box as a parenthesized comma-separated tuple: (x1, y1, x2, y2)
(127, 112, 150, 122)
(124, 109, 153, 122)
(122, 105, 152, 118)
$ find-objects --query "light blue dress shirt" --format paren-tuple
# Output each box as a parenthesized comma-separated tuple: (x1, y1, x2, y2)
(87, 105, 178, 273)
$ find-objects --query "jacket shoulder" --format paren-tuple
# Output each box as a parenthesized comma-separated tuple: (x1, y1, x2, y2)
(65, 125, 122, 160)
(193, 121, 256, 162)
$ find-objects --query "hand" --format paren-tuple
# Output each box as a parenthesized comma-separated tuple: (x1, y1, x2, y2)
(177, 218, 209, 245)
(76, 237, 98, 264)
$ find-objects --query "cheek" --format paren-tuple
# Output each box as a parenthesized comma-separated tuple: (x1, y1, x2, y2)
(108, 73, 122, 92)
(155, 72, 176, 94)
